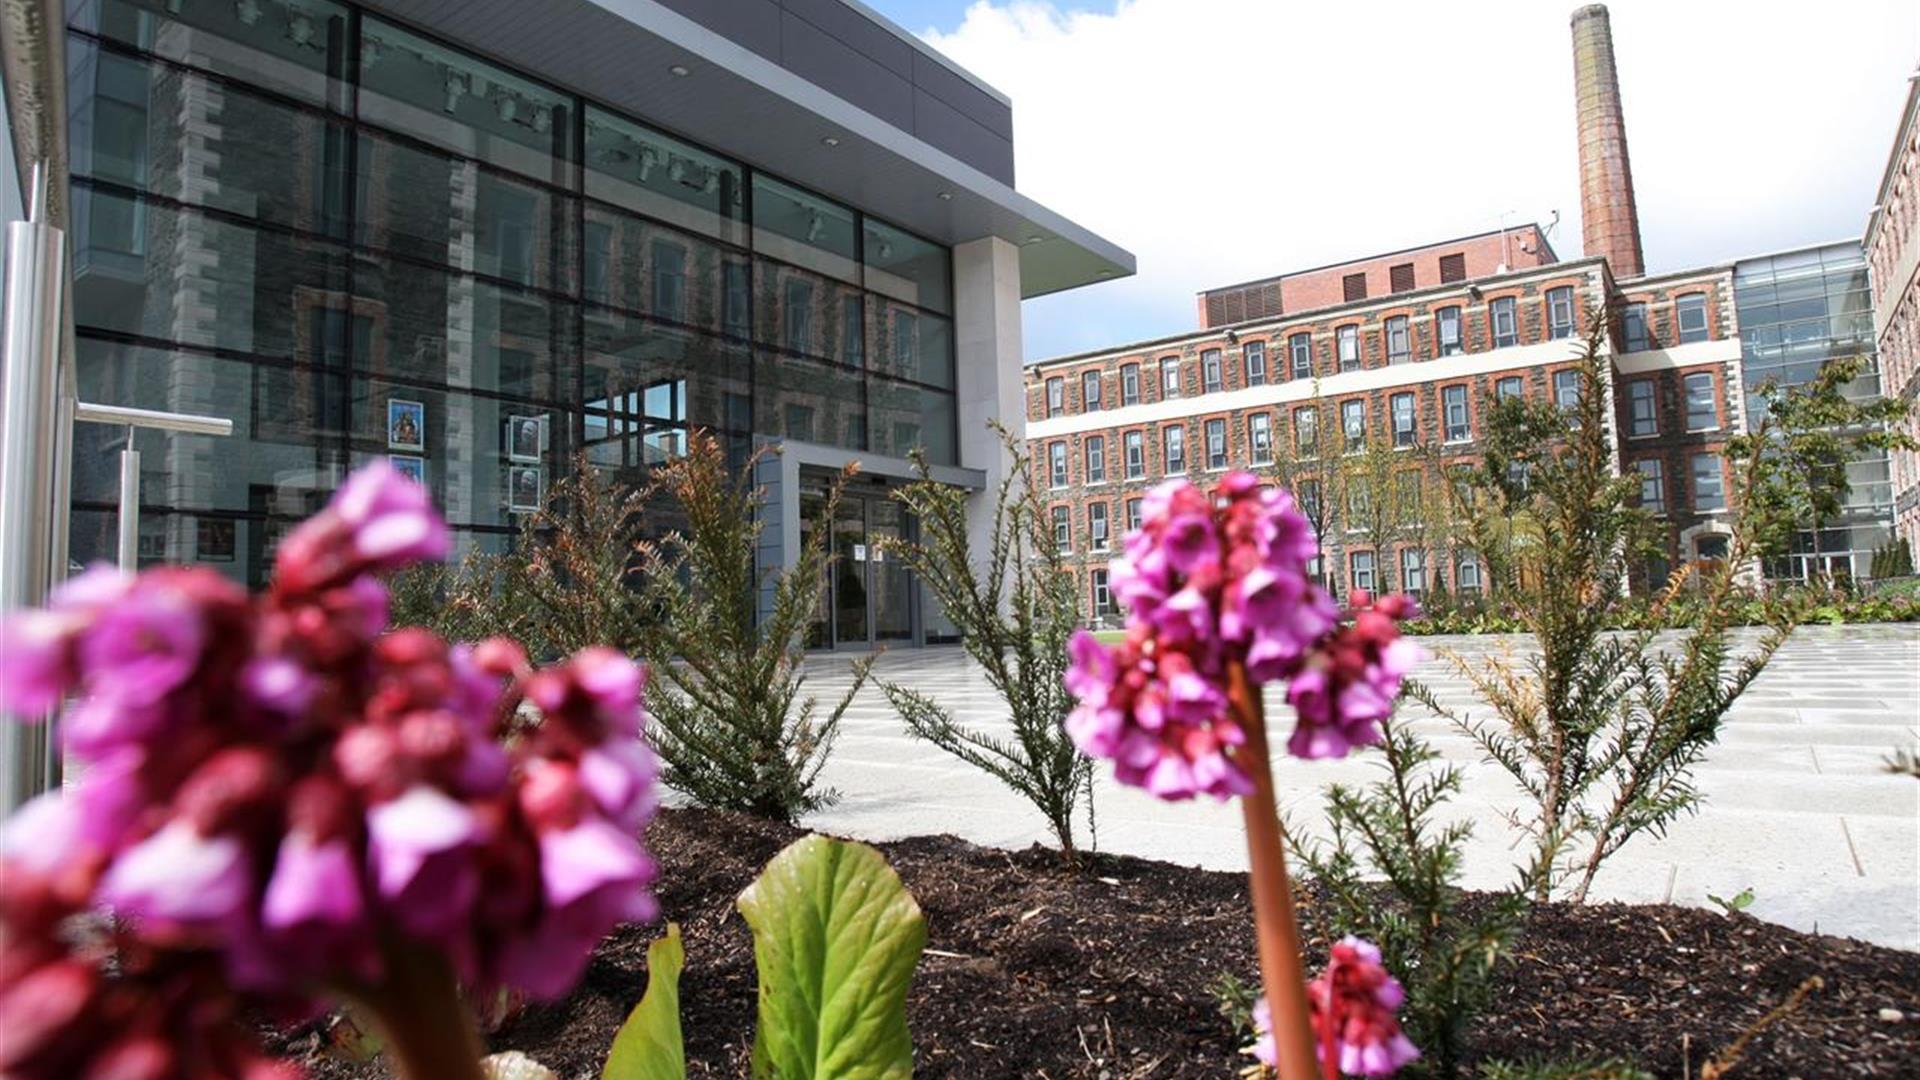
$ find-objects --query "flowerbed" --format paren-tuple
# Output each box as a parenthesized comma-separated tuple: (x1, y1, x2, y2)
(285, 808, 1920, 1079)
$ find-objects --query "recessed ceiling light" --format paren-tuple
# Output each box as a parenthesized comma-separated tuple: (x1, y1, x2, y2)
(668, 64, 691, 77)
(937, 191, 953, 201)
(1026, 235, 1044, 244)
(1098, 270, 1112, 277)
(821, 135, 841, 147)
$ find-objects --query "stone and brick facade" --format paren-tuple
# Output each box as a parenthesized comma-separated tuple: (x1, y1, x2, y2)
(1866, 69, 1920, 560)
(1026, 253, 1742, 619)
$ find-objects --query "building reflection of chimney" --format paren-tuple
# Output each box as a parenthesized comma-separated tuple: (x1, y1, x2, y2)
(1570, 4, 1646, 280)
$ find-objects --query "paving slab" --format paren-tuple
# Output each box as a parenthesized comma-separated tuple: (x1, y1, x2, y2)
(796, 625, 1920, 950)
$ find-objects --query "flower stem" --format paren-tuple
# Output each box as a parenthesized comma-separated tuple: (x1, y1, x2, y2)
(1228, 660, 1324, 1080)
(344, 942, 489, 1080)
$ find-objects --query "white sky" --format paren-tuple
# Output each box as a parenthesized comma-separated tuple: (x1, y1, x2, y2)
(916, 0, 1920, 360)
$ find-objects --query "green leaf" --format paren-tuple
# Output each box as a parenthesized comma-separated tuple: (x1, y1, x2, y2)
(602, 923, 687, 1080)
(737, 835, 926, 1080)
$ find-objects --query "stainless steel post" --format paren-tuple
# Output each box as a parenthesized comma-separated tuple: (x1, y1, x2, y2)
(0, 164, 68, 811)
(117, 437, 140, 571)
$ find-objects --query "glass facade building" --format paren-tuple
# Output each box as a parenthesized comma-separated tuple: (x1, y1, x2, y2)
(1732, 241, 1892, 579)
(33, 0, 1121, 641)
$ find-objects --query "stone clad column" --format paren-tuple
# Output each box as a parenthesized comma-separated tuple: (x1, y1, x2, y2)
(952, 236, 1024, 604)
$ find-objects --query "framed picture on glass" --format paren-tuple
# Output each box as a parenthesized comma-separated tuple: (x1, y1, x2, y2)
(387, 398, 425, 451)
(388, 454, 426, 485)
(196, 518, 236, 563)
(507, 414, 544, 463)
(508, 464, 544, 514)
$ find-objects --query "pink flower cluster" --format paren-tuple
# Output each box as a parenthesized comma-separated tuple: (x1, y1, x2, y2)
(0, 463, 658, 1079)
(1064, 474, 1420, 799)
(1251, 937, 1419, 1077)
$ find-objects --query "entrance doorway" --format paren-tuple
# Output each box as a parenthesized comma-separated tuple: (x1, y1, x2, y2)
(802, 478, 916, 650)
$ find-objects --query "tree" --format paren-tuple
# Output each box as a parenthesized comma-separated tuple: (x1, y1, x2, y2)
(1267, 379, 1342, 585)
(1335, 432, 1451, 597)
(635, 431, 870, 821)
(875, 428, 1096, 866)
(1725, 355, 1916, 582)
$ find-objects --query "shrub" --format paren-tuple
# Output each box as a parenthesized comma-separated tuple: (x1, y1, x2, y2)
(1870, 536, 1914, 579)
(1285, 713, 1539, 1079)
(1420, 320, 1790, 902)
(634, 432, 869, 821)
(875, 432, 1096, 866)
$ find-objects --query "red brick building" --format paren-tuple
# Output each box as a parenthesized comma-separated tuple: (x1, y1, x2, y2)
(1025, 251, 1742, 618)
(1866, 67, 1920, 559)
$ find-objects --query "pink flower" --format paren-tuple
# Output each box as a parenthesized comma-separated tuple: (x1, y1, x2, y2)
(1249, 937, 1418, 1077)
(1065, 474, 1416, 801)
(499, 817, 657, 999)
(262, 832, 364, 933)
(97, 822, 251, 928)
(1312, 937, 1420, 1077)
(366, 786, 480, 937)
(0, 609, 81, 715)
(77, 577, 206, 708)
(274, 461, 449, 594)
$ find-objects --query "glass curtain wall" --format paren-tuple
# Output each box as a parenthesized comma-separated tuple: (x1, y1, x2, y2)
(63, 0, 956, 587)
(1732, 242, 1891, 579)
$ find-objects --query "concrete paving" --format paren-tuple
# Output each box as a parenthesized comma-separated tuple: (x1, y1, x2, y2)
(794, 625, 1920, 951)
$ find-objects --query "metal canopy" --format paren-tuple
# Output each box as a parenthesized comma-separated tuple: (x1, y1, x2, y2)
(357, 0, 1135, 299)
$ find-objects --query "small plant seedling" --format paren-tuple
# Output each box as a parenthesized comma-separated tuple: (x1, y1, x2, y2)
(1706, 888, 1755, 916)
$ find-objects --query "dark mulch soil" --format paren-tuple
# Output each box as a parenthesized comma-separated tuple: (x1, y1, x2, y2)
(291, 808, 1919, 1078)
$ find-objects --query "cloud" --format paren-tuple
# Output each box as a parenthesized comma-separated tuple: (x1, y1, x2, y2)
(920, 0, 1920, 360)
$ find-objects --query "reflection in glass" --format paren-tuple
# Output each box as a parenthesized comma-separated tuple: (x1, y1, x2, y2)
(353, 256, 573, 403)
(71, 0, 350, 107)
(753, 173, 857, 282)
(863, 217, 951, 314)
(584, 105, 745, 245)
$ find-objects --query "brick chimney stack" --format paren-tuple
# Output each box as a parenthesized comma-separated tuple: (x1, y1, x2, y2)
(1570, 4, 1645, 280)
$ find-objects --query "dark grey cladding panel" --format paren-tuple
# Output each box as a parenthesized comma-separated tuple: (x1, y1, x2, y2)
(779, 10, 915, 132)
(913, 88, 1014, 186)
(781, 0, 914, 78)
(911, 48, 1012, 141)
(652, 0, 782, 60)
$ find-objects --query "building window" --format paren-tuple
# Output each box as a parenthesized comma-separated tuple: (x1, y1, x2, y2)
(1046, 377, 1064, 418)
(1443, 384, 1470, 441)
(1622, 302, 1650, 352)
(1676, 294, 1709, 343)
(1083, 370, 1102, 412)
(1390, 263, 1416, 293)
(1457, 551, 1482, 593)
(1085, 435, 1106, 484)
(1342, 399, 1366, 450)
(1161, 357, 1180, 398)
(1343, 272, 1367, 302)
(1206, 418, 1228, 470)
(1245, 341, 1267, 387)
(1298, 479, 1322, 524)
(1091, 569, 1112, 617)
(1337, 326, 1361, 372)
(1203, 349, 1223, 393)
(1547, 286, 1576, 339)
(1294, 407, 1318, 455)
(1289, 333, 1312, 379)
(1439, 253, 1467, 283)
(1090, 502, 1110, 551)
(1495, 376, 1523, 400)
(1386, 316, 1411, 365)
(1436, 306, 1463, 356)
(1628, 379, 1657, 436)
(1350, 550, 1376, 593)
(785, 278, 815, 352)
(1491, 297, 1518, 348)
(1684, 372, 1717, 431)
(1553, 369, 1581, 413)
(1636, 459, 1665, 514)
(1391, 392, 1416, 447)
(1049, 442, 1068, 488)
(1125, 498, 1143, 532)
(1691, 453, 1725, 511)
(1121, 363, 1141, 406)
(1052, 505, 1071, 552)
(1124, 430, 1145, 478)
(1400, 549, 1425, 597)
(1249, 413, 1274, 465)
(1164, 426, 1186, 474)
(652, 240, 687, 321)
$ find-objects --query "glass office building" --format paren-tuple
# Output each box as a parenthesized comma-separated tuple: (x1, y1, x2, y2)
(1732, 241, 1892, 579)
(47, 0, 1131, 647)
